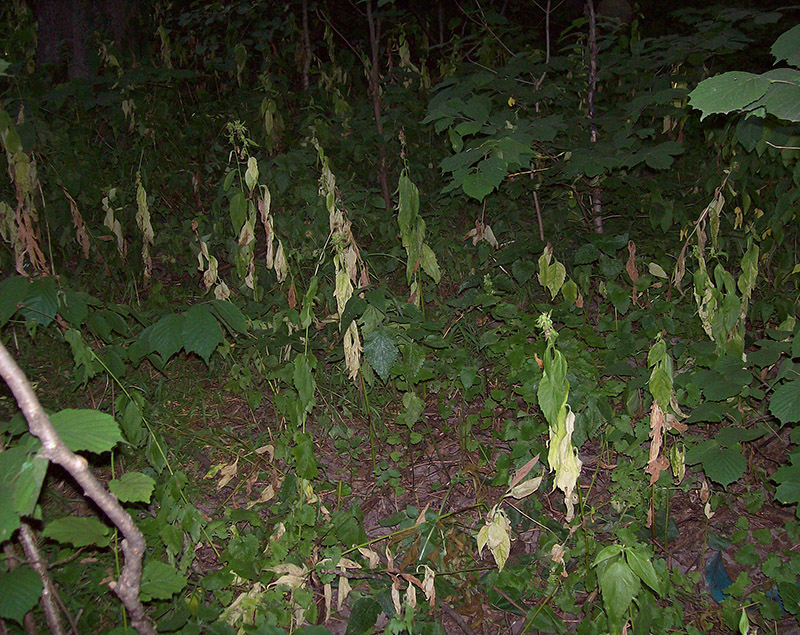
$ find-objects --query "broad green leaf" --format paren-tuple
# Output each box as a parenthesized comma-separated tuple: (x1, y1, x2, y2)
(761, 79, 800, 123)
(140, 561, 187, 601)
(363, 330, 398, 383)
(772, 25, 800, 69)
(293, 354, 315, 411)
(649, 365, 672, 412)
(598, 560, 640, 625)
(770, 379, 800, 425)
(0, 482, 21, 542)
(0, 445, 47, 517)
(397, 173, 419, 236)
(244, 156, 258, 191)
(292, 431, 318, 480)
(0, 275, 29, 326)
(778, 581, 800, 614)
(593, 543, 624, 566)
(561, 279, 578, 304)
(119, 394, 144, 445)
(340, 295, 367, 334)
(19, 278, 58, 327)
(538, 349, 568, 426)
(772, 453, 800, 517)
(419, 244, 441, 284)
(210, 299, 248, 334)
(229, 191, 248, 233)
(647, 339, 666, 367)
(396, 391, 425, 428)
(462, 167, 501, 201)
(109, 471, 155, 503)
(689, 72, 770, 119)
(43, 516, 111, 548)
(685, 441, 746, 488)
(626, 547, 661, 595)
(181, 304, 222, 364)
(0, 566, 42, 625)
(345, 597, 381, 635)
(641, 142, 684, 170)
(147, 313, 185, 362)
(512, 260, 536, 284)
(60, 289, 92, 328)
(50, 409, 123, 454)
(538, 252, 566, 300)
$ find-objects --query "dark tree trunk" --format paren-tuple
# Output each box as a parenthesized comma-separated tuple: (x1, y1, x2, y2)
(366, 0, 392, 213)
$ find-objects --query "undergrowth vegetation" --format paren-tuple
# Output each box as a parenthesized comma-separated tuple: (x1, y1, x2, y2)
(0, 1, 799, 633)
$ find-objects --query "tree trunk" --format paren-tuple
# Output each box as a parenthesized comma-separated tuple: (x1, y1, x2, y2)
(366, 0, 392, 212)
(585, 0, 604, 234)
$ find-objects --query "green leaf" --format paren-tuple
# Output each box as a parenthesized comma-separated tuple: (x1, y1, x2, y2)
(229, 191, 248, 233)
(43, 516, 111, 548)
(0, 566, 42, 625)
(598, 560, 640, 625)
(140, 561, 187, 601)
(649, 365, 672, 412)
(50, 409, 123, 454)
(181, 304, 222, 364)
(778, 581, 800, 614)
(772, 25, 800, 69)
(119, 394, 144, 446)
(293, 354, 315, 411)
(363, 330, 398, 383)
(511, 260, 536, 284)
(593, 543, 624, 566)
(0, 446, 47, 518)
(396, 391, 425, 428)
(772, 453, 800, 517)
(626, 547, 661, 596)
(60, 290, 92, 328)
(345, 597, 381, 635)
(538, 349, 568, 426)
(685, 440, 746, 488)
(0, 275, 29, 326)
(210, 300, 248, 334)
(19, 278, 58, 327)
(340, 295, 367, 334)
(0, 482, 21, 542)
(109, 471, 155, 503)
(689, 72, 770, 119)
(292, 431, 318, 480)
(145, 313, 185, 362)
(538, 252, 566, 300)
(770, 379, 800, 425)
(419, 244, 441, 284)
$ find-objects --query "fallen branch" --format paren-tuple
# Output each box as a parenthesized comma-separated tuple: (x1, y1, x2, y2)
(0, 340, 155, 635)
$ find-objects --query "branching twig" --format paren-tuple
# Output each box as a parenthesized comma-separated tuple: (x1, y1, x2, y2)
(18, 523, 66, 635)
(0, 341, 155, 635)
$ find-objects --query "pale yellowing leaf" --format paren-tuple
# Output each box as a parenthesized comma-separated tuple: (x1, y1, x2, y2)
(245, 484, 275, 509)
(216, 458, 239, 491)
(477, 509, 511, 571)
(648, 262, 668, 279)
(509, 475, 543, 499)
(255, 444, 274, 459)
(337, 575, 351, 611)
(358, 547, 380, 569)
(324, 582, 332, 622)
(420, 565, 435, 606)
(549, 408, 582, 521)
(405, 582, 417, 609)
(245, 156, 258, 192)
